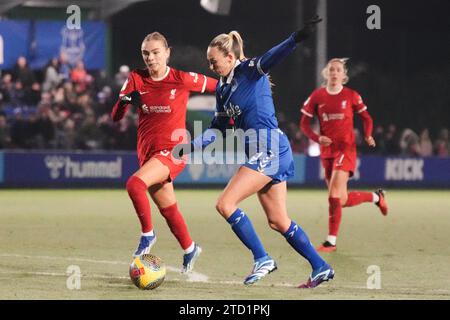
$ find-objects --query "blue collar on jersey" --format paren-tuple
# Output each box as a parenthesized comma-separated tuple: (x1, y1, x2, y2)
(219, 59, 242, 87)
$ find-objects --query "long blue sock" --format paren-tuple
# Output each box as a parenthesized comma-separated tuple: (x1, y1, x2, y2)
(227, 209, 267, 260)
(283, 220, 326, 270)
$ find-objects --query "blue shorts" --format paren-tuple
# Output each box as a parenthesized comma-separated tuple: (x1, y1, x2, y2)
(243, 134, 294, 184)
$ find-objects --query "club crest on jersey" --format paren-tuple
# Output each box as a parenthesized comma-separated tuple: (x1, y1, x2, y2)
(170, 89, 176, 100)
(341, 100, 347, 109)
(225, 103, 242, 118)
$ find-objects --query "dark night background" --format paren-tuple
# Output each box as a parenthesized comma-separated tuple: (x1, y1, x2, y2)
(110, 0, 450, 135)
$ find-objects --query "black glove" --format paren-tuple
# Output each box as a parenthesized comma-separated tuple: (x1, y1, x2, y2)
(172, 143, 195, 159)
(294, 14, 323, 43)
(120, 90, 141, 107)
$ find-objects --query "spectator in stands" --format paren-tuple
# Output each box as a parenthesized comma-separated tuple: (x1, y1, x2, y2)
(0, 113, 11, 148)
(434, 128, 449, 157)
(76, 113, 103, 150)
(42, 58, 61, 92)
(0, 73, 13, 104)
(114, 65, 130, 88)
(71, 60, 92, 92)
(372, 125, 386, 154)
(11, 56, 36, 89)
(399, 128, 420, 156)
(58, 52, 71, 81)
(419, 128, 433, 157)
(384, 124, 400, 155)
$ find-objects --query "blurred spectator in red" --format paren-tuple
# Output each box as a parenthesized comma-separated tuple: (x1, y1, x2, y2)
(434, 128, 449, 157)
(0, 113, 11, 148)
(70, 60, 93, 92)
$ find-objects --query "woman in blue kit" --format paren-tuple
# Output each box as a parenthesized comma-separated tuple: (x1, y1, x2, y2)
(183, 16, 334, 288)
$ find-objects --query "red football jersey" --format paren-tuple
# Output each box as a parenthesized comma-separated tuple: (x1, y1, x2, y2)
(301, 86, 367, 158)
(112, 67, 217, 164)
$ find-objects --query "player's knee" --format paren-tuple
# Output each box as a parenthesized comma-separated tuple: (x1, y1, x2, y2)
(267, 218, 284, 232)
(215, 199, 232, 217)
(126, 176, 146, 195)
(339, 195, 348, 206)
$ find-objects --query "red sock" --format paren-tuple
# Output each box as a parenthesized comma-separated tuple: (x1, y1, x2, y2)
(344, 191, 373, 207)
(126, 176, 152, 233)
(329, 197, 342, 236)
(159, 203, 193, 250)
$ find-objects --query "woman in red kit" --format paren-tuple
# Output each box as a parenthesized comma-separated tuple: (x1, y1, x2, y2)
(299, 58, 388, 252)
(111, 32, 217, 271)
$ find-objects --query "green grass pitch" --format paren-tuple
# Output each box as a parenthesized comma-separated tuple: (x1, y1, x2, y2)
(0, 189, 449, 299)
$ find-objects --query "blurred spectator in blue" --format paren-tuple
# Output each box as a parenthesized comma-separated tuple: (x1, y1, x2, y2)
(58, 52, 71, 81)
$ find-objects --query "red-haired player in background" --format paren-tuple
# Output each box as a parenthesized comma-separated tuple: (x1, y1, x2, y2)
(299, 58, 388, 252)
(111, 32, 217, 272)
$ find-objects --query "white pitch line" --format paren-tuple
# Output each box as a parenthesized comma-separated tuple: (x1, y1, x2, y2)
(0, 253, 208, 283)
(1, 253, 449, 294)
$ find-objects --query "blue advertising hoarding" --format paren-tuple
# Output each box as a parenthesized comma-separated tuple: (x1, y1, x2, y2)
(0, 20, 105, 70)
(0, 151, 448, 188)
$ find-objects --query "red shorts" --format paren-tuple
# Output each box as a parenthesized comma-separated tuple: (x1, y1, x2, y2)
(321, 151, 356, 180)
(140, 148, 187, 183)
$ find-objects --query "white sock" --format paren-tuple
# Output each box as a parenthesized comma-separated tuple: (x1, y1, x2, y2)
(141, 230, 154, 237)
(372, 192, 380, 203)
(326, 235, 337, 246)
(184, 242, 195, 254)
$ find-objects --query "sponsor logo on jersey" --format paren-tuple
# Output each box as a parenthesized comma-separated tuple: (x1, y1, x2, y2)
(141, 105, 171, 114)
(322, 113, 345, 121)
(318, 103, 326, 109)
(225, 103, 242, 118)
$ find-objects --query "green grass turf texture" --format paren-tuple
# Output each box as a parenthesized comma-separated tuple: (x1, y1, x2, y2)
(0, 189, 449, 300)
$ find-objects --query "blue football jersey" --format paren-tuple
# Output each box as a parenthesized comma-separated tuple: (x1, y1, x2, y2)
(193, 33, 299, 182)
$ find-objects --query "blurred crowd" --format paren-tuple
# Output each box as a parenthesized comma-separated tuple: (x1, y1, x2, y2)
(0, 54, 137, 151)
(0, 55, 449, 157)
(281, 116, 450, 157)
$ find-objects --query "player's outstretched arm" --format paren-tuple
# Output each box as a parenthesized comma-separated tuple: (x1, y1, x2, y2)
(293, 15, 323, 43)
(256, 15, 322, 75)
